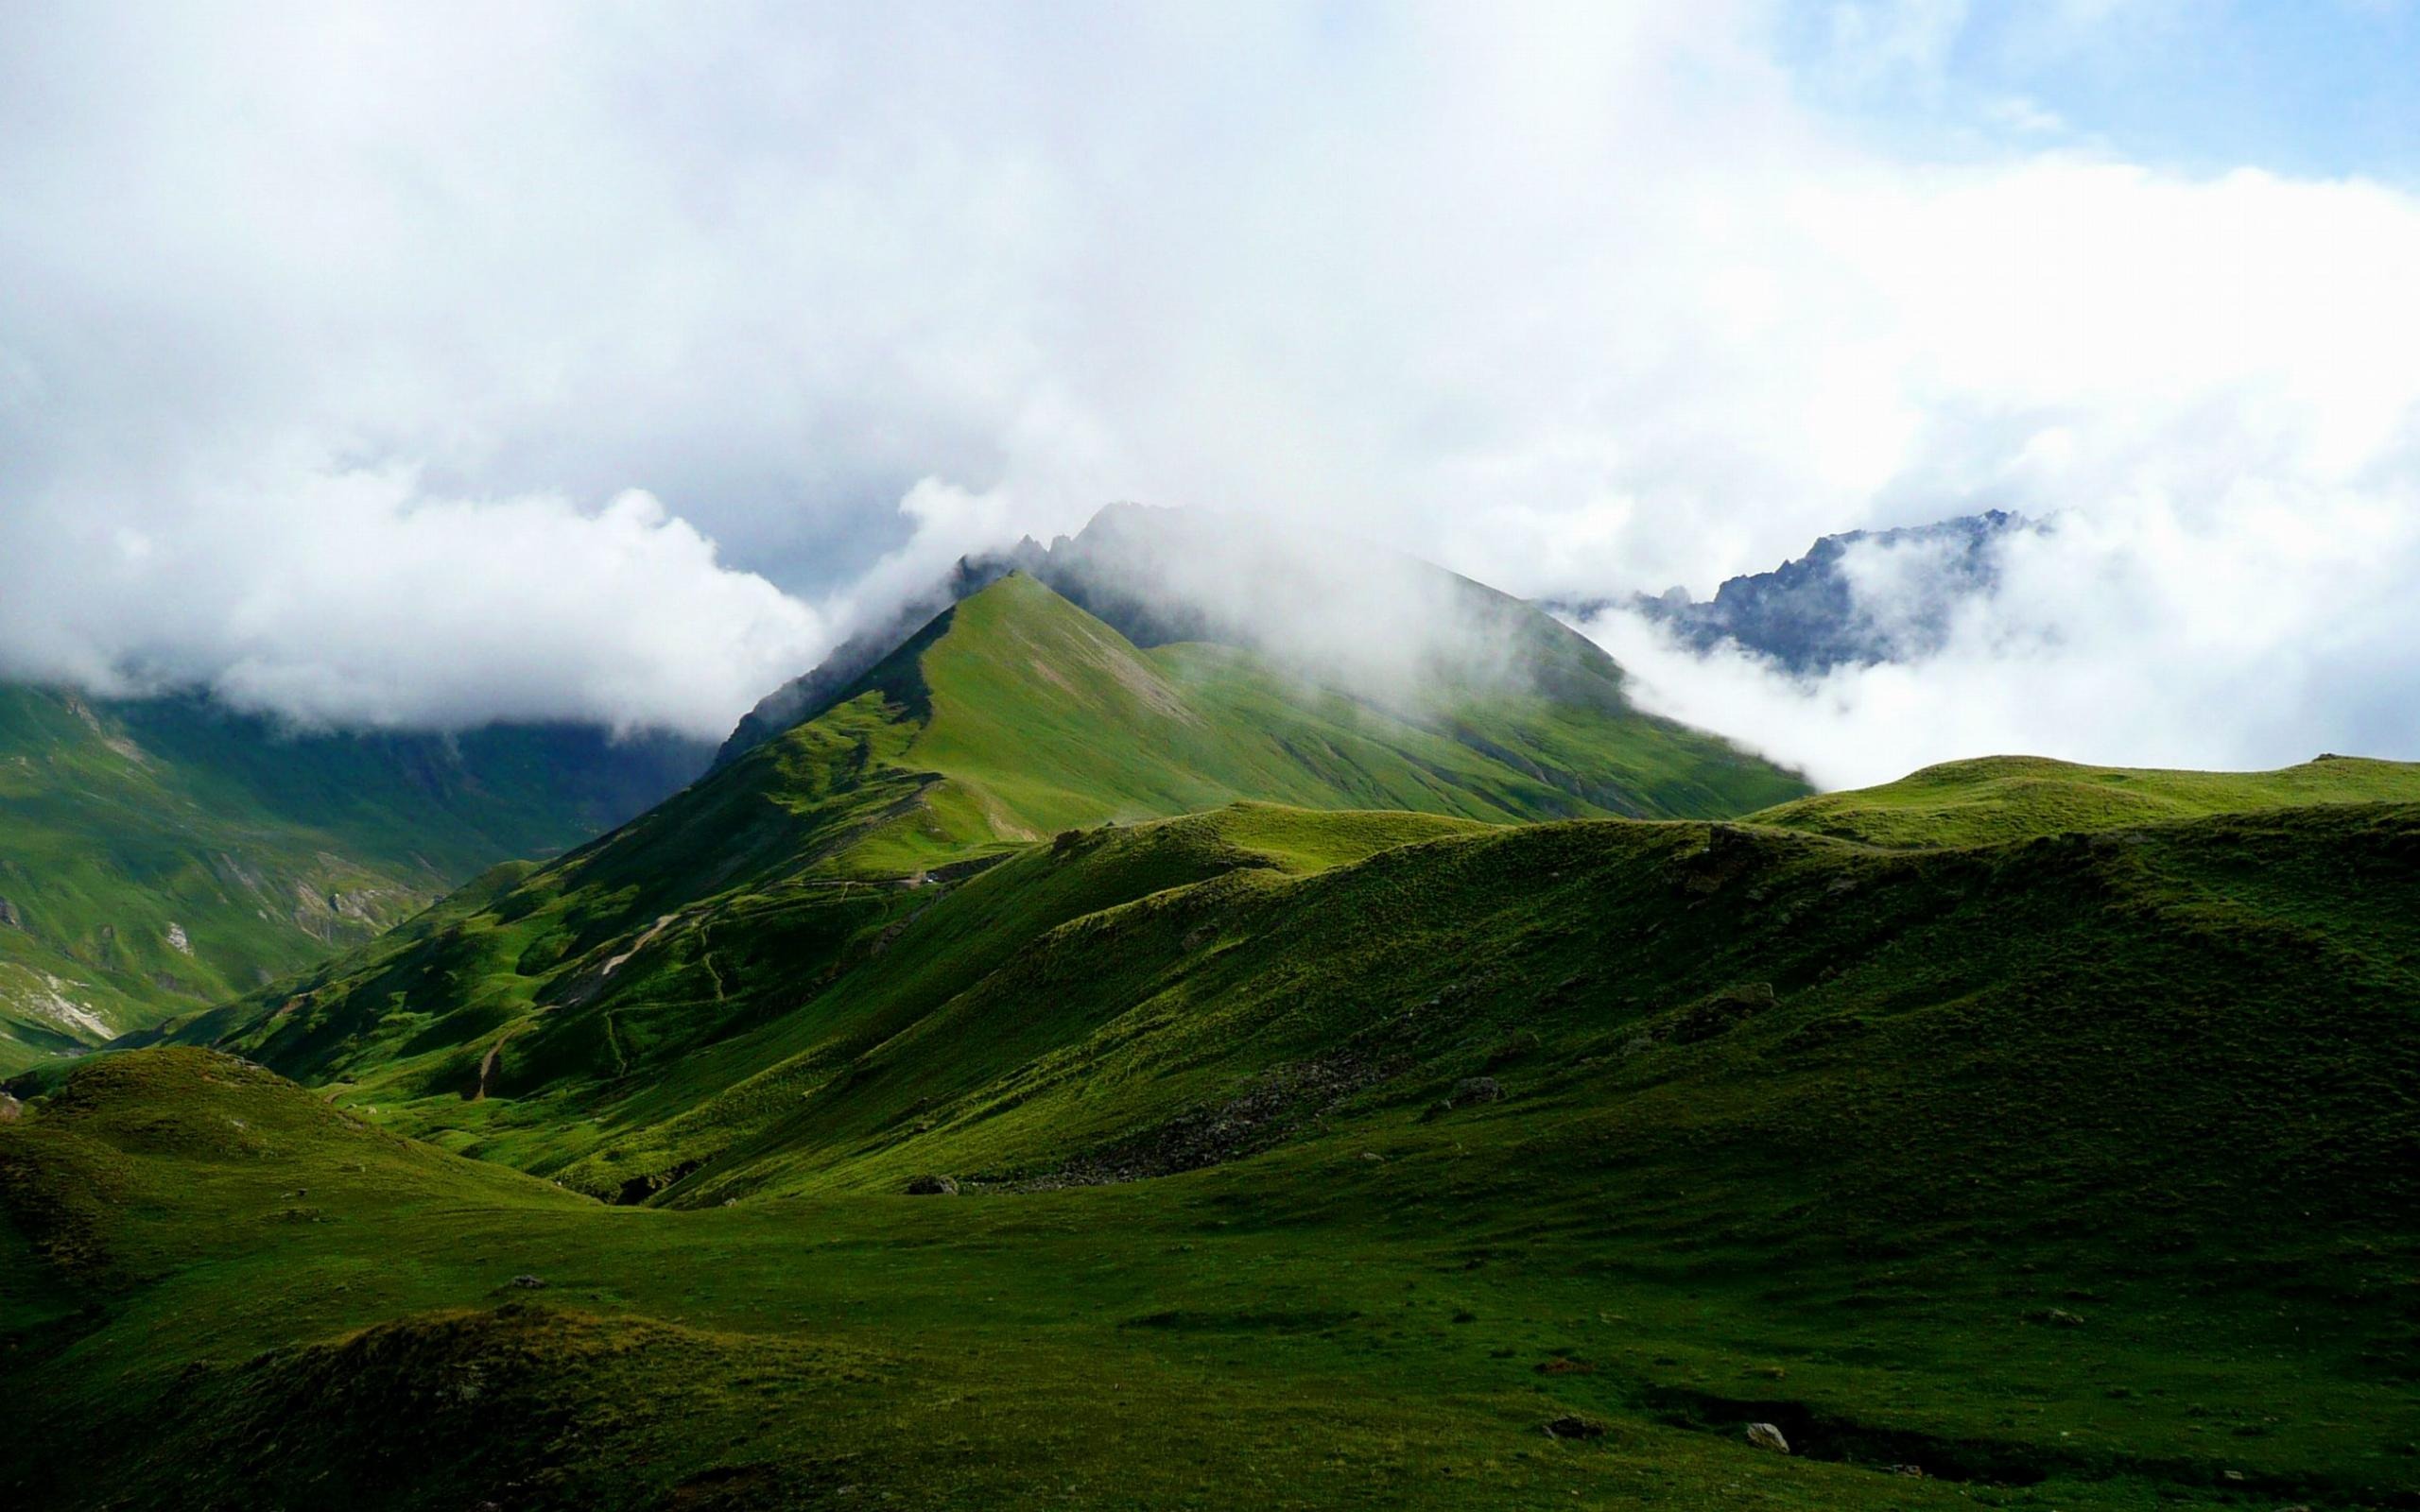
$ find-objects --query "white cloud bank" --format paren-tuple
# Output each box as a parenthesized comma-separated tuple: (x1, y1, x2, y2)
(1, 2, 2417, 764)
(1582, 490, 2420, 789)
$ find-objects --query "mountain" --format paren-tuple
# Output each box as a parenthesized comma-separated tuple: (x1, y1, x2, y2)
(9, 754, 2418, 1509)
(135, 568, 1806, 1165)
(717, 548, 1031, 769)
(723, 503, 1738, 769)
(12, 508, 2412, 1508)
(1557, 511, 2029, 672)
(0, 686, 710, 1071)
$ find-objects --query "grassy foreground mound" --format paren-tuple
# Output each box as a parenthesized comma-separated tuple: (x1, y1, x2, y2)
(0, 686, 706, 1071)
(11, 776, 2418, 1508)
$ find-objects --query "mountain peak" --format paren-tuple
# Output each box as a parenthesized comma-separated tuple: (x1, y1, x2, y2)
(722, 502, 1652, 768)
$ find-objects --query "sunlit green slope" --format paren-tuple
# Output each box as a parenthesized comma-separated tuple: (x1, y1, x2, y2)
(1750, 752, 2420, 848)
(0, 686, 705, 1071)
(150, 572, 1803, 1147)
(853, 570, 1806, 847)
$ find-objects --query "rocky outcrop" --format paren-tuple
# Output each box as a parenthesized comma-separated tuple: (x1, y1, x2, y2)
(612, 1159, 704, 1206)
(0, 896, 20, 929)
(1554, 511, 2030, 673)
(1662, 982, 1777, 1046)
(1746, 1422, 1790, 1453)
(905, 1175, 959, 1195)
(1443, 1075, 1503, 1108)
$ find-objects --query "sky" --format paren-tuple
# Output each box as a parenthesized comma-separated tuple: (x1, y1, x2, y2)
(1, 1, 2417, 783)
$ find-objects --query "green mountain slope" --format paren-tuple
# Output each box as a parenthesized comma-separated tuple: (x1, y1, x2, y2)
(28, 573, 2415, 1509)
(723, 504, 1806, 826)
(1752, 752, 2420, 847)
(9, 783, 2416, 1509)
(151, 572, 1802, 1154)
(0, 686, 707, 1071)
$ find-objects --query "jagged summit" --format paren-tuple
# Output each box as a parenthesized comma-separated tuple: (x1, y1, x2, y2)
(1552, 510, 2031, 673)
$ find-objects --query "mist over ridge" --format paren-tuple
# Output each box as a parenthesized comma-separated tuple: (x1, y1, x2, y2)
(719, 503, 1658, 769)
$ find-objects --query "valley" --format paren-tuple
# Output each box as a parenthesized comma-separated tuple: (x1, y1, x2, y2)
(0, 688, 708, 1073)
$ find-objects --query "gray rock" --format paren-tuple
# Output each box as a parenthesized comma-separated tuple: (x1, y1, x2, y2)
(1553, 510, 2028, 674)
(905, 1175, 959, 1195)
(1445, 1076, 1503, 1108)
(1543, 1415, 1607, 1440)
(508, 1274, 546, 1289)
(0, 1093, 22, 1124)
(0, 896, 20, 929)
(1746, 1422, 1790, 1453)
(1666, 982, 1778, 1045)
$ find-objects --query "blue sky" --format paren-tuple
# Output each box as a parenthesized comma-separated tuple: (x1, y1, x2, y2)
(1787, 1, 2420, 180)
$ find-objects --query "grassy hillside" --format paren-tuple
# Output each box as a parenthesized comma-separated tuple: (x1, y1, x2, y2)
(24, 600, 2413, 1509)
(0, 686, 706, 1071)
(863, 572, 1805, 837)
(148, 573, 1803, 1160)
(1752, 752, 2420, 847)
(722, 506, 1809, 827)
(8, 781, 2417, 1509)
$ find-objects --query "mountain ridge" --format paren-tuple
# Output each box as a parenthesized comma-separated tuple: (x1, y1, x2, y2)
(1555, 510, 2028, 672)
(0, 684, 710, 1071)
(721, 504, 1685, 768)
(126, 567, 1805, 1176)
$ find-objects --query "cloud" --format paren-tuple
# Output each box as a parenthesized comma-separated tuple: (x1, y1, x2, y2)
(1579, 481, 2420, 788)
(0, 2, 2416, 769)
(0, 458, 830, 738)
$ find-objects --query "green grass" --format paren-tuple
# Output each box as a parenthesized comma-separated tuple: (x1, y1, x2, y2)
(902, 574, 1805, 837)
(9, 783, 2417, 1507)
(0, 686, 703, 1071)
(1752, 752, 2420, 848)
(9, 593, 2415, 1508)
(147, 574, 1804, 1164)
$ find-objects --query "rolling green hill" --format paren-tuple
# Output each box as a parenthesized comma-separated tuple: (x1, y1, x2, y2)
(0, 686, 708, 1071)
(8, 775, 2417, 1509)
(1752, 752, 2420, 848)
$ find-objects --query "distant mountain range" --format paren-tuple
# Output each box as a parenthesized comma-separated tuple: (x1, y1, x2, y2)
(1554, 510, 2029, 672)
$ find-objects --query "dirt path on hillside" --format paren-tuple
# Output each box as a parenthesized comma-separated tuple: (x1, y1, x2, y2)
(473, 1028, 523, 1101)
